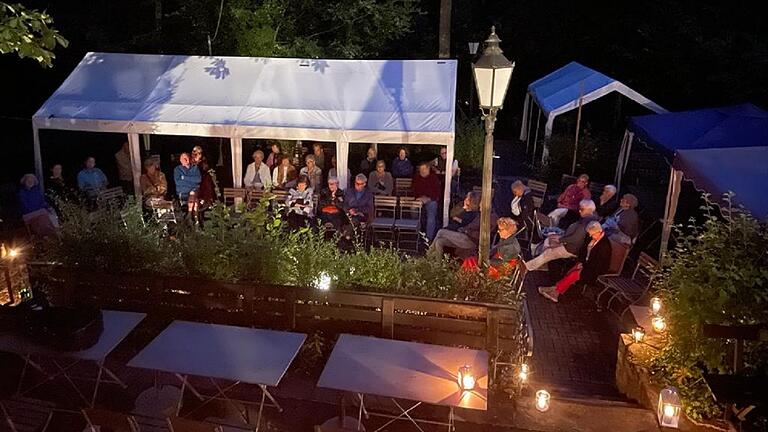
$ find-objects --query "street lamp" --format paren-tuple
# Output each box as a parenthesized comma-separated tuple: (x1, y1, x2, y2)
(472, 26, 515, 266)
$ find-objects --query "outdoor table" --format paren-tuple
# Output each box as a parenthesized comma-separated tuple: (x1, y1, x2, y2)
(629, 305, 653, 330)
(127, 320, 305, 431)
(317, 334, 488, 432)
(0, 309, 146, 407)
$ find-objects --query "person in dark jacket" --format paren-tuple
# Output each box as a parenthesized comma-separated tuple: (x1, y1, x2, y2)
(429, 191, 481, 257)
(595, 184, 619, 218)
(509, 180, 535, 234)
(461, 217, 521, 279)
(391, 147, 414, 178)
(412, 163, 441, 241)
(318, 176, 346, 230)
(526, 199, 600, 271)
(538, 221, 612, 302)
(343, 174, 374, 224)
(359, 147, 377, 176)
(605, 193, 640, 245)
(19, 174, 59, 237)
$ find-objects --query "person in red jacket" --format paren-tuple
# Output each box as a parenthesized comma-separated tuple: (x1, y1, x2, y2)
(412, 162, 441, 241)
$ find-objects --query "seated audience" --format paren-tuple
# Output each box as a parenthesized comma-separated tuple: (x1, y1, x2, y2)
(244, 150, 273, 189)
(197, 158, 217, 213)
(191, 145, 205, 165)
(604, 193, 640, 246)
(538, 220, 612, 302)
(548, 174, 591, 227)
(343, 174, 374, 225)
(318, 176, 346, 230)
(300, 154, 323, 190)
(461, 217, 521, 279)
(328, 155, 351, 187)
(527, 199, 599, 271)
(46, 163, 74, 203)
(77, 156, 108, 197)
(286, 175, 314, 228)
(429, 191, 482, 258)
(360, 146, 377, 176)
(595, 184, 619, 218)
(272, 155, 298, 189)
(391, 147, 414, 178)
(265, 142, 281, 170)
(18, 174, 59, 237)
(413, 162, 441, 241)
(431, 147, 460, 195)
(115, 141, 134, 194)
(173, 152, 202, 213)
(140, 159, 168, 204)
(509, 180, 535, 234)
(312, 143, 326, 171)
(368, 160, 393, 196)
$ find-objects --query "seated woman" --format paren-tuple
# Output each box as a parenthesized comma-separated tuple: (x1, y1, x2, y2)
(318, 176, 346, 230)
(538, 221, 612, 303)
(604, 193, 639, 246)
(272, 155, 298, 190)
(509, 180, 535, 234)
(140, 159, 168, 206)
(461, 218, 521, 279)
(368, 160, 393, 196)
(18, 174, 59, 238)
(286, 175, 314, 228)
(595, 185, 619, 218)
(549, 174, 591, 228)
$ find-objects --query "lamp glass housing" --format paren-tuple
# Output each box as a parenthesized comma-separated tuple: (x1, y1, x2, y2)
(458, 365, 475, 391)
(657, 386, 681, 428)
(632, 326, 646, 343)
(472, 27, 514, 109)
(651, 297, 662, 315)
(652, 316, 666, 333)
(535, 390, 551, 412)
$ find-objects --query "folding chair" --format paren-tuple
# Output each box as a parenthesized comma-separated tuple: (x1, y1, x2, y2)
(589, 181, 606, 199)
(526, 179, 548, 209)
(222, 188, 248, 207)
(396, 197, 422, 253)
(97, 187, 126, 209)
(82, 408, 139, 432)
(371, 196, 398, 246)
(166, 416, 223, 432)
(597, 252, 658, 318)
(1, 397, 55, 432)
(394, 178, 413, 197)
(581, 239, 630, 296)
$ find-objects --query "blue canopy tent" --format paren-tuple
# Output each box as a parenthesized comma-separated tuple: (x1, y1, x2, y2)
(615, 103, 768, 259)
(519, 62, 666, 164)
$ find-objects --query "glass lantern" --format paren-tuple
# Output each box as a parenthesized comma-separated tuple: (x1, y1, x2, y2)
(657, 386, 682, 428)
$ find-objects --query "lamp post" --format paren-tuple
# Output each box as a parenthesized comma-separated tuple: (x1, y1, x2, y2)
(472, 26, 514, 266)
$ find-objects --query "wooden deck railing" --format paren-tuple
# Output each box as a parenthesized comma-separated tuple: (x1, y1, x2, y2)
(29, 265, 532, 355)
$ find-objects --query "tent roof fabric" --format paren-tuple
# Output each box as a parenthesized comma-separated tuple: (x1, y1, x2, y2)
(628, 104, 768, 218)
(33, 52, 457, 144)
(528, 61, 615, 116)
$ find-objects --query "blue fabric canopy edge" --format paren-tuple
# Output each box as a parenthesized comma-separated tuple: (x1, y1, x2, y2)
(527, 61, 615, 115)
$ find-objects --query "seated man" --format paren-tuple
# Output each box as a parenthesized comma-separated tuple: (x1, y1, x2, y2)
(412, 162, 441, 241)
(173, 152, 202, 214)
(604, 193, 640, 246)
(318, 176, 346, 230)
(526, 199, 599, 271)
(595, 184, 618, 218)
(548, 174, 591, 227)
(343, 174, 374, 225)
(462, 217, 521, 279)
(429, 191, 481, 257)
(538, 220, 612, 302)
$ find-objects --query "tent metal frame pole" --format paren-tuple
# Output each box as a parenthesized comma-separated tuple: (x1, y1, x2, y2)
(660, 167, 683, 264)
(532, 108, 541, 165)
(230, 137, 243, 188)
(127, 133, 143, 202)
(33, 126, 44, 189)
(571, 83, 585, 175)
(525, 95, 534, 154)
(443, 143, 454, 227)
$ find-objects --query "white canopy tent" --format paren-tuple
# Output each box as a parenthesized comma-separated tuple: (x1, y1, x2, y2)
(33, 52, 458, 222)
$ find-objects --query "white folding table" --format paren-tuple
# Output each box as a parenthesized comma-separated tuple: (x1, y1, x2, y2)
(127, 321, 305, 431)
(0, 310, 146, 407)
(317, 334, 488, 432)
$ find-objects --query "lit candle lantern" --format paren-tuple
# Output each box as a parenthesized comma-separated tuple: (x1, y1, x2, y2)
(535, 390, 551, 412)
(457, 365, 475, 391)
(313, 272, 332, 291)
(651, 297, 662, 315)
(651, 316, 666, 333)
(632, 326, 646, 343)
(657, 386, 681, 428)
(518, 363, 529, 382)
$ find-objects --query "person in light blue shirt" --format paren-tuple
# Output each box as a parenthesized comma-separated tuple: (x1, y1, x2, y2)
(77, 156, 108, 196)
(173, 152, 202, 209)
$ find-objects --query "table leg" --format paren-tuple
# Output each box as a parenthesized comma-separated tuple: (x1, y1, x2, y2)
(99, 363, 127, 389)
(16, 355, 47, 395)
(173, 373, 204, 401)
(357, 394, 364, 432)
(49, 359, 90, 407)
(255, 387, 266, 432)
(373, 400, 424, 432)
(175, 375, 188, 416)
(448, 406, 454, 432)
(90, 363, 104, 407)
(259, 384, 282, 413)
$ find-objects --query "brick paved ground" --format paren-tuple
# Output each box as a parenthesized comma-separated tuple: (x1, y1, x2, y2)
(523, 270, 627, 401)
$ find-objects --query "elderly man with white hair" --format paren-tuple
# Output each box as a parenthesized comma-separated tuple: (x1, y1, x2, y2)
(595, 184, 619, 218)
(538, 220, 613, 302)
(243, 149, 273, 189)
(526, 199, 600, 271)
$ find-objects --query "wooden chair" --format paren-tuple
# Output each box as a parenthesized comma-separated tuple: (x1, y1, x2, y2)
(526, 179, 548, 209)
(394, 178, 413, 197)
(597, 252, 658, 318)
(371, 196, 398, 246)
(82, 408, 139, 432)
(589, 181, 606, 200)
(396, 197, 422, 252)
(222, 187, 248, 207)
(166, 416, 223, 432)
(247, 188, 266, 208)
(1, 396, 55, 432)
(97, 187, 126, 208)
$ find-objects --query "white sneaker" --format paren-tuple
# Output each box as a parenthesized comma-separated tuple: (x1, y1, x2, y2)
(538, 286, 559, 303)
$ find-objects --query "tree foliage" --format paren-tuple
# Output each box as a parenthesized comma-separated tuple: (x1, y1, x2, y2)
(648, 194, 768, 420)
(0, 2, 67, 67)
